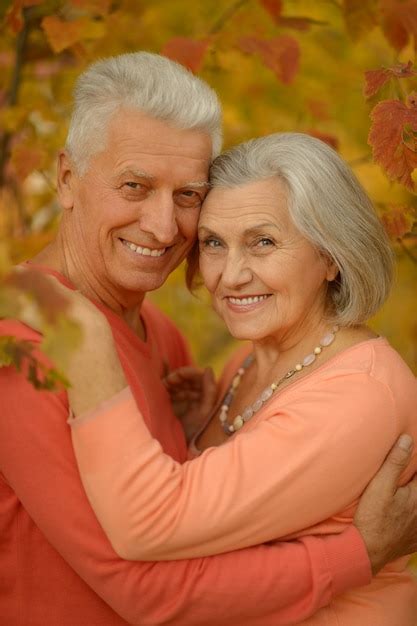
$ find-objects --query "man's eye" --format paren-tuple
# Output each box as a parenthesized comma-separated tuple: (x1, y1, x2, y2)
(181, 190, 198, 197)
(125, 182, 142, 189)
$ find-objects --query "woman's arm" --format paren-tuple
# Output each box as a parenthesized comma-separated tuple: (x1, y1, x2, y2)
(69, 371, 412, 560)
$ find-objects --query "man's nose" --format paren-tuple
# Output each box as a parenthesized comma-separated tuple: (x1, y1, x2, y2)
(139, 193, 179, 244)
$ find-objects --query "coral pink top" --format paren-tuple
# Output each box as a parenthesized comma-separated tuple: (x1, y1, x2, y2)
(70, 337, 417, 625)
(0, 265, 371, 626)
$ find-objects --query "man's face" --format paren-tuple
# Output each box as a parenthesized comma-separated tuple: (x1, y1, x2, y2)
(60, 109, 212, 297)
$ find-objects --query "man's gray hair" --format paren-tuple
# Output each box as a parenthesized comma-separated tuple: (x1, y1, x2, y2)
(209, 132, 394, 326)
(66, 51, 222, 174)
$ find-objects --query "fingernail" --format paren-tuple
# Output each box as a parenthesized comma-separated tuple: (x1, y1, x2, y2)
(398, 434, 413, 451)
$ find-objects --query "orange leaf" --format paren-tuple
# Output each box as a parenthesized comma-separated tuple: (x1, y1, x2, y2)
(161, 37, 209, 74)
(239, 36, 300, 85)
(259, 0, 283, 21)
(5, 270, 70, 323)
(368, 98, 417, 190)
(41, 15, 84, 53)
(342, 0, 379, 40)
(380, 0, 417, 51)
(364, 61, 417, 99)
(381, 205, 416, 239)
(10, 143, 47, 181)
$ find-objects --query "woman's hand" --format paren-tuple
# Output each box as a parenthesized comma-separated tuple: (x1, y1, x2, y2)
(164, 366, 217, 442)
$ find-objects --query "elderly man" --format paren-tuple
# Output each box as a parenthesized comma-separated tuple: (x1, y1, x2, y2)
(0, 52, 416, 626)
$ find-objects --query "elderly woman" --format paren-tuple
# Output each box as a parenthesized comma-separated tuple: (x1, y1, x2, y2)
(67, 133, 417, 625)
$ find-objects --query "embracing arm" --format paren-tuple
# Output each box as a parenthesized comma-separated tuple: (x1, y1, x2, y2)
(70, 370, 406, 560)
(0, 327, 375, 626)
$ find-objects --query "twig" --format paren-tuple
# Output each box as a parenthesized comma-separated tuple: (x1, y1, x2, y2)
(209, 0, 249, 36)
(398, 238, 417, 265)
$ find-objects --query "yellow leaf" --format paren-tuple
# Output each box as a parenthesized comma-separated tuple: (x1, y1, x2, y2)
(0, 105, 29, 132)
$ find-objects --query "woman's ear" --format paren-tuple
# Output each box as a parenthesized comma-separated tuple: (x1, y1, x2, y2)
(321, 252, 339, 282)
(57, 150, 75, 211)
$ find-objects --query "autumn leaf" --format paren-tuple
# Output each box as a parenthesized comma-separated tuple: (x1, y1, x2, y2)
(381, 205, 416, 239)
(41, 15, 84, 53)
(368, 98, 417, 190)
(364, 61, 417, 99)
(380, 0, 417, 51)
(306, 129, 339, 150)
(5, 0, 42, 34)
(10, 142, 47, 181)
(258, 0, 282, 21)
(239, 35, 300, 85)
(69, 0, 112, 16)
(342, 0, 379, 40)
(161, 37, 210, 73)
(4, 269, 70, 323)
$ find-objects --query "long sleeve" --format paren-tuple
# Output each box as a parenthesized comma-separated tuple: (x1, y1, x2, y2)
(70, 364, 406, 561)
(0, 352, 372, 625)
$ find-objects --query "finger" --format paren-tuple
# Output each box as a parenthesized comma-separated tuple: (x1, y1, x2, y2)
(367, 434, 414, 497)
(200, 367, 218, 416)
(164, 367, 204, 385)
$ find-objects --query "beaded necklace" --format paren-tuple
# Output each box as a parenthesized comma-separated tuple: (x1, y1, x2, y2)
(219, 326, 339, 436)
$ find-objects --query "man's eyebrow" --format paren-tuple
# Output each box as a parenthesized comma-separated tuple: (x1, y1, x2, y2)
(116, 168, 155, 180)
(183, 181, 211, 189)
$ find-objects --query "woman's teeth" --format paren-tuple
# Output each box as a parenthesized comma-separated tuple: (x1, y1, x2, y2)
(228, 295, 269, 305)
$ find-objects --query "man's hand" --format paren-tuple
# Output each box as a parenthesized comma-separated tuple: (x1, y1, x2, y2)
(354, 434, 417, 575)
(164, 366, 217, 442)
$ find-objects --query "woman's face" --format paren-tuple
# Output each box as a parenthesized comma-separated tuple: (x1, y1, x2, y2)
(198, 177, 337, 344)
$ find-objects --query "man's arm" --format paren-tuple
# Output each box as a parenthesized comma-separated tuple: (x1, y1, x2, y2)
(0, 357, 370, 626)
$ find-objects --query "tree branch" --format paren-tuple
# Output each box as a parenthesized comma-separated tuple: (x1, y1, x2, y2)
(0, 7, 32, 188)
(209, 0, 249, 36)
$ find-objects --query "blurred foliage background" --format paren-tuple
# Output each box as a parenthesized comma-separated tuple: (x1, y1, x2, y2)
(0, 0, 416, 378)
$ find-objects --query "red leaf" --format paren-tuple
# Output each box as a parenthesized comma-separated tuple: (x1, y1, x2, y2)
(161, 37, 209, 74)
(259, 0, 283, 21)
(239, 36, 300, 85)
(380, 0, 417, 51)
(364, 61, 417, 99)
(381, 205, 416, 239)
(368, 98, 417, 190)
(306, 130, 339, 150)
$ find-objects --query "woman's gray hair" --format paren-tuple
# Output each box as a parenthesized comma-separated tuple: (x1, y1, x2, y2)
(66, 51, 222, 174)
(209, 132, 394, 326)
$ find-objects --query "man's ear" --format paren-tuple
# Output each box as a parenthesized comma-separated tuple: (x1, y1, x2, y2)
(57, 150, 76, 211)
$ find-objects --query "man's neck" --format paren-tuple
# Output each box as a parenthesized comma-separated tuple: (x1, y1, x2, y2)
(31, 238, 146, 337)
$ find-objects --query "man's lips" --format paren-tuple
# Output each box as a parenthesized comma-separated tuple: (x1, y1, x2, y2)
(120, 238, 167, 257)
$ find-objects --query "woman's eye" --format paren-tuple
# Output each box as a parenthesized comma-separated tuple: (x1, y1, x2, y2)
(200, 238, 222, 249)
(256, 237, 274, 247)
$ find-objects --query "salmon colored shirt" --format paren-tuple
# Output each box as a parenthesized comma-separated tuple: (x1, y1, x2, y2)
(0, 266, 371, 626)
(70, 337, 417, 625)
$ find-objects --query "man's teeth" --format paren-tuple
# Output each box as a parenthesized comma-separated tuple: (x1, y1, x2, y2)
(122, 239, 166, 257)
(228, 295, 269, 305)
